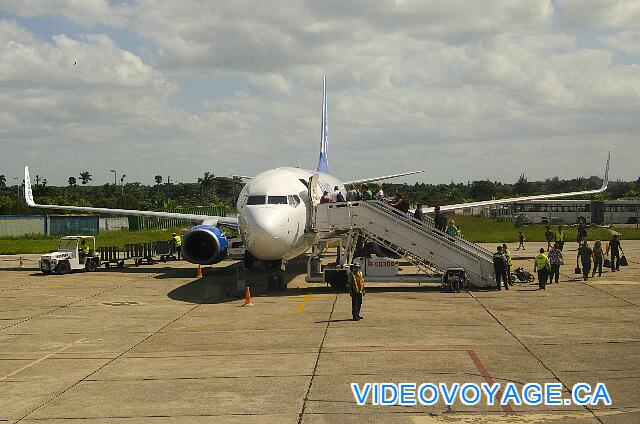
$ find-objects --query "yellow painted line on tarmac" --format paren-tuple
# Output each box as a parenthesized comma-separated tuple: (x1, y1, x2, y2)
(294, 284, 322, 314)
(0, 337, 87, 382)
(294, 294, 313, 314)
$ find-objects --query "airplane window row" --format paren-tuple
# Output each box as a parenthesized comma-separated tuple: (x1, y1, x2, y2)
(246, 195, 301, 207)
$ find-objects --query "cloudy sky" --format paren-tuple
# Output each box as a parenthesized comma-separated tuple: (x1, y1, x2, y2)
(0, 0, 638, 186)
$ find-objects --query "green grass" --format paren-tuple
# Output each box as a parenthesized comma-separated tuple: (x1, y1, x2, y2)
(1, 216, 638, 254)
(0, 226, 191, 255)
(445, 215, 640, 243)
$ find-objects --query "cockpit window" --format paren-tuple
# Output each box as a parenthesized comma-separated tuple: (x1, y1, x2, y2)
(247, 195, 266, 205)
(267, 195, 288, 205)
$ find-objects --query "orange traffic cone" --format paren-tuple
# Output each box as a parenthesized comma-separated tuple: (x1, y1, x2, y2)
(244, 286, 253, 306)
(197, 265, 203, 278)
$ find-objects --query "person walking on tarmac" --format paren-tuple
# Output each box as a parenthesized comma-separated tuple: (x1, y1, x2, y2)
(502, 243, 513, 286)
(607, 234, 624, 272)
(556, 225, 565, 251)
(493, 246, 509, 290)
(577, 241, 593, 281)
(534, 248, 550, 290)
(517, 231, 526, 250)
(548, 243, 563, 284)
(348, 263, 365, 321)
(544, 226, 555, 251)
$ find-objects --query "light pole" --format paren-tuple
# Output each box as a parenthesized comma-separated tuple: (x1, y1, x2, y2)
(110, 170, 117, 207)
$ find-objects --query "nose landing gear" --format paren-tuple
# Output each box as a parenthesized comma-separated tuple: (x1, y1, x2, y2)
(267, 259, 286, 292)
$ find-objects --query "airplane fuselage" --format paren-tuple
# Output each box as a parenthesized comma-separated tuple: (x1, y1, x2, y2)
(236, 167, 345, 261)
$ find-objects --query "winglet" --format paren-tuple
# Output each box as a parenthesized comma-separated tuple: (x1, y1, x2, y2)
(24, 166, 36, 206)
(601, 150, 610, 191)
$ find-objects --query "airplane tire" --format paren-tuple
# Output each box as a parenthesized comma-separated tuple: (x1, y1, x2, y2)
(244, 252, 255, 270)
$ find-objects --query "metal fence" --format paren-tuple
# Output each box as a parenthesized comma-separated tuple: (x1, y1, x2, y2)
(48, 215, 100, 235)
(0, 215, 46, 236)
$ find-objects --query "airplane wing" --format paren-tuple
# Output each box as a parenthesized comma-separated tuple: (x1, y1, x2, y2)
(423, 152, 610, 213)
(24, 166, 239, 227)
(344, 170, 427, 186)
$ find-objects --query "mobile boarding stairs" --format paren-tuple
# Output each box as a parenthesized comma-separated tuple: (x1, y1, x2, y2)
(308, 200, 497, 289)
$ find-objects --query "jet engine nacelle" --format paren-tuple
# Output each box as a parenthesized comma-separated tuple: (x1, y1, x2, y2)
(181, 225, 228, 265)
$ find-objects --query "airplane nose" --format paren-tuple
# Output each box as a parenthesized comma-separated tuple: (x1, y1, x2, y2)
(241, 207, 290, 260)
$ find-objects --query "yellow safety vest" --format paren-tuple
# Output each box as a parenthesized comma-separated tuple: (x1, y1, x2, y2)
(505, 250, 512, 267)
(535, 253, 549, 270)
(557, 231, 564, 242)
(173, 235, 182, 247)
(82, 245, 89, 254)
(349, 271, 365, 294)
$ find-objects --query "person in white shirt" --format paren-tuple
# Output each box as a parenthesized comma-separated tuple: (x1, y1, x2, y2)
(330, 186, 340, 202)
(375, 184, 384, 200)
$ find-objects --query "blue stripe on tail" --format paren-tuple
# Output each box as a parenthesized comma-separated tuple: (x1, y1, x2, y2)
(316, 77, 329, 173)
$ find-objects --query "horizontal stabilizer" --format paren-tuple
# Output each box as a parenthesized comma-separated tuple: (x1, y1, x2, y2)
(344, 170, 427, 186)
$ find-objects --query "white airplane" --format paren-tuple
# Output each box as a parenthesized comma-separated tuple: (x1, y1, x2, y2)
(24, 78, 610, 273)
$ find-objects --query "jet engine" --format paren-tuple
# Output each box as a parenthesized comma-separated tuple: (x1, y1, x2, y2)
(181, 225, 228, 265)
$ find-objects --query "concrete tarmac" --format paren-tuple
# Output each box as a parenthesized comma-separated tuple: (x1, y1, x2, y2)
(0, 241, 638, 423)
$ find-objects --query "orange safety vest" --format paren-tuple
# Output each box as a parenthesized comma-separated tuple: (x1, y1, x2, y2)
(349, 271, 365, 294)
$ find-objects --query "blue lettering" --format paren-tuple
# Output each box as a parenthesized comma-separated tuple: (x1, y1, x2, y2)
(522, 383, 542, 405)
(572, 383, 591, 405)
(590, 383, 612, 406)
(481, 383, 500, 405)
(418, 383, 438, 405)
(399, 383, 416, 405)
(373, 383, 380, 405)
(439, 383, 460, 406)
(460, 383, 481, 405)
(351, 383, 371, 405)
(545, 383, 563, 405)
(501, 383, 522, 405)
(381, 383, 398, 405)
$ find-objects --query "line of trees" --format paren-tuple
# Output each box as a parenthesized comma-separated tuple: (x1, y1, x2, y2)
(0, 171, 245, 215)
(0, 171, 638, 216)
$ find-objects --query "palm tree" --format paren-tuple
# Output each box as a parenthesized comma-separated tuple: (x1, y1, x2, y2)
(68, 176, 77, 186)
(0, 174, 6, 188)
(79, 171, 92, 186)
(154, 175, 163, 194)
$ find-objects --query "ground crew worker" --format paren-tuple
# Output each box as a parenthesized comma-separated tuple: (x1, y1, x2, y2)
(348, 263, 365, 321)
(534, 248, 550, 290)
(556, 225, 565, 251)
(493, 246, 509, 290)
(172, 232, 182, 260)
(502, 243, 513, 286)
(80, 239, 90, 263)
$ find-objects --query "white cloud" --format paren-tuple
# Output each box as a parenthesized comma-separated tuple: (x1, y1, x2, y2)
(0, 0, 130, 26)
(601, 30, 640, 54)
(0, 2, 638, 185)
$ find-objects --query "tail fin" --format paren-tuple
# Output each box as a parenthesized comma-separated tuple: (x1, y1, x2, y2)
(24, 166, 35, 206)
(316, 77, 329, 173)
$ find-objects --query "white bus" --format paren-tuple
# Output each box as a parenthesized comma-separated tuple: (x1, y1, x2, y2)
(511, 199, 639, 225)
